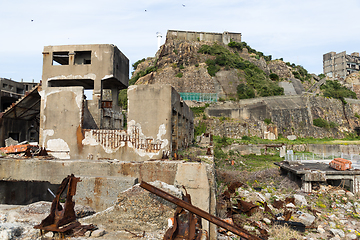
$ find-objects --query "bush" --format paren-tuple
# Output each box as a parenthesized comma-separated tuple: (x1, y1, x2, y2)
(320, 80, 357, 104)
(194, 122, 207, 138)
(130, 65, 157, 85)
(242, 136, 251, 140)
(179, 64, 184, 69)
(175, 72, 183, 78)
(269, 73, 279, 81)
(313, 118, 329, 129)
(264, 118, 272, 125)
(237, 83, 255, 99)
(199, 43, 284, 98)
(118, 89, 128, 109)
(190, 106, 206, 116)
(132, 58, 145, 70)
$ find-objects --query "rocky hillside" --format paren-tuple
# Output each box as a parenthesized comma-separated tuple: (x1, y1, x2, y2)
(131, 39, 316, 99)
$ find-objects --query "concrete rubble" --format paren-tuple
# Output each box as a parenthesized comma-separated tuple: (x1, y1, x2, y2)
(216, 182, 360, 240)
(0, 181, 200, 240)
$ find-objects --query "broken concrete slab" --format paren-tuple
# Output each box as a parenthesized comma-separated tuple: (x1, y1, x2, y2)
(79, 181, 182, 233)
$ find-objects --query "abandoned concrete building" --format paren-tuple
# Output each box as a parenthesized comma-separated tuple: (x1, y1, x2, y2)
(0, 44, 219, 238)
(167, 29, 242, 46)
(0, 78, 37, 112)
(323, 51, 360, 79)
(0, 78, 39, 145)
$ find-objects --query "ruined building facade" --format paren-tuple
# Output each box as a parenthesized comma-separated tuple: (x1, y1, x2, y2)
(39, 44, 193, 160)
(323, 51, 360, 79)
(166, 30, 241, 45)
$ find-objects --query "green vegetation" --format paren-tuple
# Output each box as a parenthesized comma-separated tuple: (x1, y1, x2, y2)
(355, 113, 360, 119)
(179, 64, 185, 69)
(175, 72, 183, 78)
(194, 122, 207, 138)
(269, 73, 279, 81)
(221, 134, 360, 145)
(320, 80, 357, 104)
(228, 41, 272, 61)
(291, 65, 312, 82)
(132, 58, 145, 71)
(130, 65, 157, 85)
(118, 89, 128, 109)
(213, 135, 282, 171)
(237, 83, 255, 99)
(312, 117, 338, 129)
(318, 73, 326, 79)
(198, 43, 283, 99)
(190, 104, 209, 117)
(264, 118, 272, 125)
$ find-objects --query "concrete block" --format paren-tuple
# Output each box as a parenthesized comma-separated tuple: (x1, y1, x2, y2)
(75, 175, 138, 212)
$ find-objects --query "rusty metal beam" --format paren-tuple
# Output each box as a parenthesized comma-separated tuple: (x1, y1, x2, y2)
(140, 181, 262, 240)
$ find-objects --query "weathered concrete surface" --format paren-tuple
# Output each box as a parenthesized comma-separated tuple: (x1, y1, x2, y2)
(206, 94, 360, 138)
(80, 181, 182, 233)
(39, 84, 194, 161)
(288, 144, 360, 157)
(0, 158, 216, 238)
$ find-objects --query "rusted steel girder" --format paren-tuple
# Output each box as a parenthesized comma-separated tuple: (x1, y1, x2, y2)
(140, 181, 262, 240)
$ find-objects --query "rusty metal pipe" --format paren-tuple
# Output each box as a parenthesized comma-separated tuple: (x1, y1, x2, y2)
(140, 181, 261, 240)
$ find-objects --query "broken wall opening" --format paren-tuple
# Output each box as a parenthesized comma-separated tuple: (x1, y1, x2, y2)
(0, 180, 60, 205)
(74, 51, 91, 65)
(52, 52, 69, 65)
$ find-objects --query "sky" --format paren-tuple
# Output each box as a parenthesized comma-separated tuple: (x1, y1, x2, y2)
(0, 0, 360, 83)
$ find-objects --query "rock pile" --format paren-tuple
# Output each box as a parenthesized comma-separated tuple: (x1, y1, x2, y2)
(217, 182, 360, 240)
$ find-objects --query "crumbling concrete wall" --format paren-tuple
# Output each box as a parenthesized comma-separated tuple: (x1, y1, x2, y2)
(0, 158, 216, 238)
(40, 84, 193, 161)
(39, 86, 84, 159)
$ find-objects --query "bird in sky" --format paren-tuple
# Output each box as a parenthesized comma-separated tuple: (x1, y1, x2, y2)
(182, 4, 185, 7)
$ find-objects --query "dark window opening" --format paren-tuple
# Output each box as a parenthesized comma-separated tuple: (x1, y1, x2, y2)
(9, 133, 19, 141)
(0, 180, 60, 205)
(53, 52, 69, 65)
(16, 88, 24, 94)
(2, 83, 7, 88)
(75, 51, 91, 65)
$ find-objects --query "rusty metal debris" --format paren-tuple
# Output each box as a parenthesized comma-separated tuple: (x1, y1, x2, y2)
(163, 186, 204, 240)
(140, 181, 262, 240)
(125, 229, 146, 238)
(236, 199, 259, 217)
(34, 174, 96, 236)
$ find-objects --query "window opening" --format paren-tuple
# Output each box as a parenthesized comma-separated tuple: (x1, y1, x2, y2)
(74, 51, 91, 65)
(9, 133, 19, 141)
(16, 88, 24, 94)
(53, 52, 69, 65)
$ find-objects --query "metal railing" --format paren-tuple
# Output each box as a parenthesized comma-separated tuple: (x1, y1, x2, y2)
(179, 92, 218, 102)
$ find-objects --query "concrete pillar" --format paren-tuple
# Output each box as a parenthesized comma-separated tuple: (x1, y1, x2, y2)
(352, 177, 360, 193)
(302, 181, 312, 193)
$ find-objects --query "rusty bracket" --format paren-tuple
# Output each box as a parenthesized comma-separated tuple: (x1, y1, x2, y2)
(34, 174, 81, 233)
(140, 181, 262, 240)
